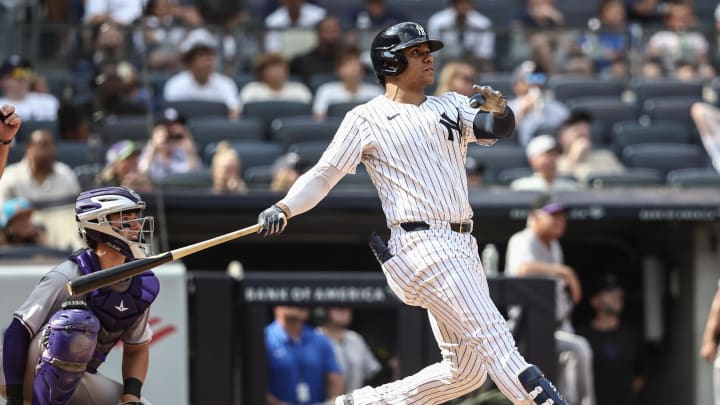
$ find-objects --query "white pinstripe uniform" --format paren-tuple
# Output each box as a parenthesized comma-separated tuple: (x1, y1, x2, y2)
(318, 93, 535, 404)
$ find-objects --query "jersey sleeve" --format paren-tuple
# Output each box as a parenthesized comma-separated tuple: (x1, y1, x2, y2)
(450, 92, 479, 142)
(319, 111, 372, 175)
(121, 310, 153, 345)
(14, 270, 72, 336)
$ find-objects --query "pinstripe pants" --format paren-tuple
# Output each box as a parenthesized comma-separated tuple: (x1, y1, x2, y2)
(349, 226, 534, 405)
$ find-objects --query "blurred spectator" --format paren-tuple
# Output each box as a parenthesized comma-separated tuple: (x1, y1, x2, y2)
(577, 273, 646, 405)
(0, 104, 21, 179)
(0, 55, 59, 121)
(57, 103, 92, 142)
(556, 111, 624, 183)
(427, 0, 495, 71)
(136, 0, 202, 71)
(91, 60, 149, 118)
(163, 35, 241, 120)
(578, 0, 627, 76)
(674, 59, 701, 81)
(290, 16, 345, 85)
(98, 140, 153, 192)
(312, 46, 382, 120)
(507, 60, 570, 146)
(625, 0, 669, 24)
(465, 157, 486, 189)
(0, 198, 47, 246)
(211, 141, 247, 194)
(239, 53, 312, 106)
(270, 152, 302, 192)
(264, 0, 327, 53)
(511, 134, 580, 191)
(345, 0, 407, 30)
(138, 107, 202, 181)
(265, 305, 344, 405)
(434, 60, 477, 96)
(645, 3, 712, 78)
(83, 0, 144, 26)
(0, 130, 81, 206)
(513, 0, 566, 75)
(505, 194, 594, 405)
(641, 57, 665, 78)
(317, 307, 382, 392)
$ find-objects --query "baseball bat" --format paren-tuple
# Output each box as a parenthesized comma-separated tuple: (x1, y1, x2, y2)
(67, 223, 261, 296)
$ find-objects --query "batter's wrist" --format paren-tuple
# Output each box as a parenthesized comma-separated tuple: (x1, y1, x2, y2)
(492, 107, 509, 118)
(123, 377, 143, 398)
(274, 202, 291, 218)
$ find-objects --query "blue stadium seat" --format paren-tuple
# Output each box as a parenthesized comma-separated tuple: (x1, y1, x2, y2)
(630, 79, 703, 106)
(566, 98, 640, 145)
(666, 168, 720, 188)
(642, 97, 701, 133)
(74, 163, 103, 190)
(100, 115, 153, 144)
(243, 164, 275, 190)
(327, 102, 362, 118)
(160, 100, 229, 119)
(288, 141, 331, 167)
(466, 143, 528, 184)
(611, 120, 690, 155)
(585, 168, 664, 189)
(160, 169, 213, 190)
(548, 76, 625, 103)
(622, 143, 707, 177)
(204, 140, 284, 170)
(242, 101, 313, 139)
(55, 141, 104, 168)
(188, 117, 264, 153)
(270, 116, 341, 147)
(478, 73, 514, 97)
(16, 120, 58, 143)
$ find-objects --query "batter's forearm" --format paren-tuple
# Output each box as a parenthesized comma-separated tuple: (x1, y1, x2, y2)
(703, 289, 720, 343)
(278, 161, 344, 217)
(121, 343, 149, 400)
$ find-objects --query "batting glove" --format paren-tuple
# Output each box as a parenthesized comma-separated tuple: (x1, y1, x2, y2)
(257, 204, 290, 237)
(469, 85, 507, 114)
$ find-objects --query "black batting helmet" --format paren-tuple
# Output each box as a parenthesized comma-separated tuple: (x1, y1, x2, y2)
(370, 22, 443, 82)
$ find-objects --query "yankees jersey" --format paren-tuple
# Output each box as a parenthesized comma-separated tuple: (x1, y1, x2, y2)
(13, 260, 153, 351)
(320, 93, 503, 226)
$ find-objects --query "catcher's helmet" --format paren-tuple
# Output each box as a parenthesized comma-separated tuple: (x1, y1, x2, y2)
(370, 22, 443, 80)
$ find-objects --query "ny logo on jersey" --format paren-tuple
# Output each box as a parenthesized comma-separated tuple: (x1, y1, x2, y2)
(439, 113, 460, 141)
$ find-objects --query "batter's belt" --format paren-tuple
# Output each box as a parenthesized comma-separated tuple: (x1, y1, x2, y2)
(400, 220, 473, 234)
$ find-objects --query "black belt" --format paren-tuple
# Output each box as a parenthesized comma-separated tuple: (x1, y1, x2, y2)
(400, 221, 473, 234)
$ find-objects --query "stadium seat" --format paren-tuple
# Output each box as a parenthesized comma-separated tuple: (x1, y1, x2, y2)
(611, 120, 690, 155)
(100, 115, 153, 144)
(242, 101, 313, 139)
(477, 73, 514, 97)
(7, 143, 24, 165)
(466, 143, 528, 184)
(204, 140, 284, 170)
(160, 100, 229, 119)
(666, 168, 720, 188)
(308, 72, 338, 93)
(147, 71, 173, 102)
(55, 141, 104, 168)
(390, 0, 444, 25)
(73, 163, 103, 190)
(474, 0, 515, 27)
(235, 72, 255, 91)
(585, 168, 664, 188)
(327, 102, 362, 118)
(548, 76, 625, 103)
(243, 164, 275, 190)
(557, 0, 600, 27)
(0, 245, 73, 260)
(630, 79, 703, 106)
(288, 141, 331, 167)
(642, 97, 701, 132)
(496, 167, 534, 185)
(270, 116, 341, 147)
(566, 98, 640, 145)
(160, 168, 213, 190)
(622, 143, 707, 177)
(16, 120, 58, 142)
(188, 117, 264, 153)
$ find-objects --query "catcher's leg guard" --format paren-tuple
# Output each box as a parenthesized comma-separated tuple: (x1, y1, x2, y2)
(33, 303, 100, 405)
(518, 365, 568, 405)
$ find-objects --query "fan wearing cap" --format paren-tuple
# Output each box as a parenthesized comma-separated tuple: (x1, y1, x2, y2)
(163, 32, 240, 120)
(577, 272, 646, 405)
(0, 55, 59, 121)
(511, 134, 580, 191)
(138, 108, 201, 182)
(99, 140, 153, 192)
(506, 60, 569, 147)
(0, 197, 46, 246)
(505, 194, 595, 405)
(556, 111, 624, 184)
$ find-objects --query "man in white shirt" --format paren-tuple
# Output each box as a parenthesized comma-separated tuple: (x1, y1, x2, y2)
(511, 134, 580, 191)
(0, 55, 59, 122)
(313, 47, 382, 120)
(239, 53, 312, 106)
(83, 0, 144, 26)
(427, 0, 494, 70)
(163, 42, 240, 120)
(0, 130, 80, 207)
(264, 0, 327, 53)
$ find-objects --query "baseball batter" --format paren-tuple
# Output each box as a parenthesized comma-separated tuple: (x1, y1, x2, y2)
(0, 186, 158, 405)
(257, 22, 567, 405)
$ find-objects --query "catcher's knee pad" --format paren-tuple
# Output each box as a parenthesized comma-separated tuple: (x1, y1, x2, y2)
(33, 302, 100, 405)
(518, 365, 568, 405)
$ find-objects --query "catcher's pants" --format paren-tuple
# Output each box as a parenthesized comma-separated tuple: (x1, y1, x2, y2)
(555, 330, 595, 405)
(348, 226, 537, 404)
(0, 330, 152, 405)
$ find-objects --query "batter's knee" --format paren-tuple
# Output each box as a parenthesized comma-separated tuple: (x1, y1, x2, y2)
(447, 360, 488, 396)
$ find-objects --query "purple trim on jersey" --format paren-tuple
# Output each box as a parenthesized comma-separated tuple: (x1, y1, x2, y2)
(2, 317, 31, 385)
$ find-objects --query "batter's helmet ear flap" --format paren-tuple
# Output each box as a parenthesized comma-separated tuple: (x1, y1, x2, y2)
(378, 50, 408, 77)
